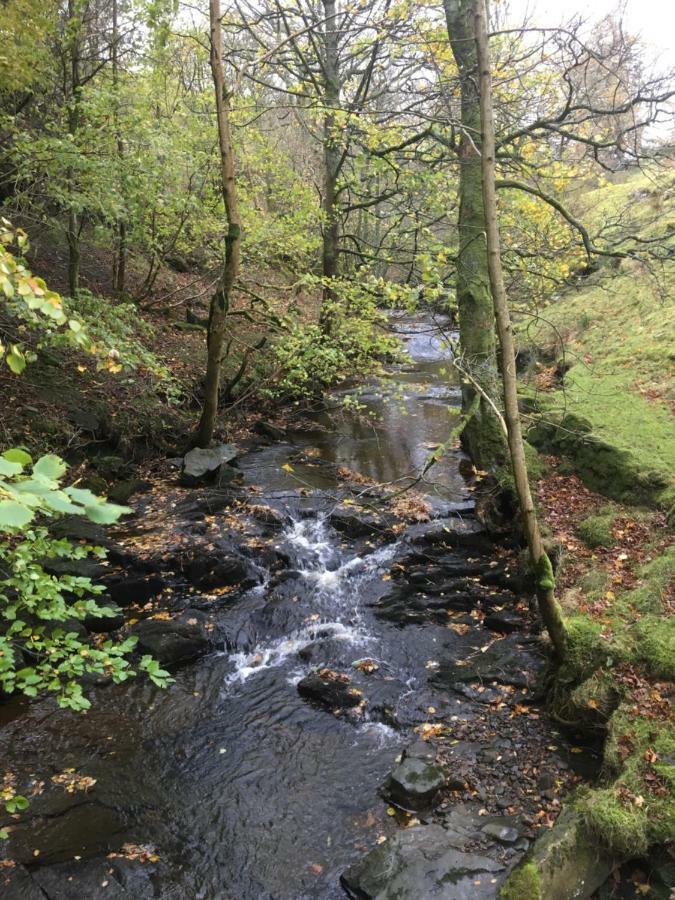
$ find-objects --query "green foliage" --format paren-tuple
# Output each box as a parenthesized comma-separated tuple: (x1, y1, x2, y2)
(265, 276, 400, 399)
(577, 510, 617, 549)
(0, 449, 172, 711)
(0, 222, 90, 373)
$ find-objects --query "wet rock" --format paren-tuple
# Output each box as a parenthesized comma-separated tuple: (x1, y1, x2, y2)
(483, 608, 526, 634)
(433, 634, 548, 694)
(383, 753, 445, 812)
(107, 478, 150, 505)
(180, 444, 238, 487)
(6, 801, 128, 866)
(84, 600, 125, 633)
(103, 573, 167, 607)
(297, 671, 364, 710)
(176, 550, 252, 590)
(329, 508, 392, 539)
(481, 822, 520, 844)
(253, 420, 287, 441)
(0, 864, 46, 900)
(501, 806, 615, 900)
(341, 824, 504, 899)
(31, 856, 161, 899)
(131, 609, 211, 666)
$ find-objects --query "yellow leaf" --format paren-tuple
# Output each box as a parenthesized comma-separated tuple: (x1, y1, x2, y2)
(281, 463, 294, 473)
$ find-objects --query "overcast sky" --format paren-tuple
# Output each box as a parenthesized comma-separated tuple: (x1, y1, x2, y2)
(505, 0, 674, 65)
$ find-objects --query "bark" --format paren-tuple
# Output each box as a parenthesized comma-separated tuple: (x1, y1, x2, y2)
(318, 0, 340, 332)
(195, 0, 242, 448)
(473, 0, 566, 658)
(111, 0, 127, 295)
(66, 0, 81, 297)
(444, 0, 504, 470)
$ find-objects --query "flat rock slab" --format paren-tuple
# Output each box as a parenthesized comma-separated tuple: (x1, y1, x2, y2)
(180, 444, 238, 487)
(131, 609, 211, 666)
(433, 634, 548, 693)
(341, 824, 504, 900)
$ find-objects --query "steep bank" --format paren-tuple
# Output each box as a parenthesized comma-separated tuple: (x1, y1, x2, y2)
(501, 170, 674, 898)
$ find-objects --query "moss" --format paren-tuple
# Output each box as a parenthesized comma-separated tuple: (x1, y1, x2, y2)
(583, 787, 650, 857)
(577, 511, 617, 549)
(634, 616, 675, 680)
(535, 552, 555, 590)
(559, 615, 605, 682)
(499, 862, 541, 900)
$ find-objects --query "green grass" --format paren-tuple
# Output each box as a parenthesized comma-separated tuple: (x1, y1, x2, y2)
(577, 508, 618, 548)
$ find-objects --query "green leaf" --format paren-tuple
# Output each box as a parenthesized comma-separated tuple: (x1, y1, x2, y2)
(6, 345, 26, 374)
(0, 500, 33, 529)
(33, 454, 67, 481)
(83, 502, 131, 524)
(0, 458, 23, 477)
(3, 448, 32, 466)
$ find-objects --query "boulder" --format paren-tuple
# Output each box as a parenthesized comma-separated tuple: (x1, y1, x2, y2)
(253, 420, 287, 441)
(181, 552, 252, 590)
(180, 444, 238, 487)
(103, 573, 167, 607)
(329, 507, 392, 539)
(131, 610, 210, 666)
(499, 806, 615, 900)
(297, 671, 364, 710)
(383, 753, 444, 812)
(341, 824, 504, 900)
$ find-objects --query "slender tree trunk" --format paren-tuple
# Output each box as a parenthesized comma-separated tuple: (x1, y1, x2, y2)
(195, 0, 242, 447)
(318, 0, 340, 332)
(66, 0, 81, 297)
(444, 0, 504, 470)
(111, 0, 127, 295)
(473, 0, 566, 657)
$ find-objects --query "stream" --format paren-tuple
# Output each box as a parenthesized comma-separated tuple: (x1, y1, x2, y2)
(0, 313, 592, 899)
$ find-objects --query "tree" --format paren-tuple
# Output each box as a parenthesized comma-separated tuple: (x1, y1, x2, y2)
(443, 0, 505, 469)
(194, 0, 243, 447)
(472, 0, 566, 657)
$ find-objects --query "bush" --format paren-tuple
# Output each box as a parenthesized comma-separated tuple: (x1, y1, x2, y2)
(0, 448, 171, 711)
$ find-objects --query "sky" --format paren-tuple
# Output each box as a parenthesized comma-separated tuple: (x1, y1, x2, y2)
(505, 0, 675, 65)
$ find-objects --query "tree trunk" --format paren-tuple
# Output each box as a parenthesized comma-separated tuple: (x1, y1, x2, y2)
(66, 0, 81, 297)
(111, 0, 127, 295)
(444, 0, 504, 470)
(318, 0, 340, 333)
(195, 0, 242, 448)
(472, 0, 566, 657)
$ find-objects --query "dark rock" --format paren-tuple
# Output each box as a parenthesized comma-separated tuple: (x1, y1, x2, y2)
(84, 601, 125, 633)
(6, 801, 128, 866)
(103, 573, 167, 607)
(131, 609, 210, 666)
(433, 634, 548, 693)
(481, 823, 520, 844)
(0, 864, 46, 899)
(31, 857, 161, 899)
(180, 444, 238, 487)
(329, 507, 392, 538)
(253, 420, 287, 441)
(384, 756, 445, 812)
(107, 479, 149, 505)
(484, 608, 526, 634)
(179, 551, 252, 590)
(297, 672, 364, 710)
(341, 824, 504, 899)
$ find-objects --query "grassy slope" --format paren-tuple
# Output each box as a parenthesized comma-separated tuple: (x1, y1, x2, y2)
(521, 166, 675, 507)
(507, 168, 675, 879)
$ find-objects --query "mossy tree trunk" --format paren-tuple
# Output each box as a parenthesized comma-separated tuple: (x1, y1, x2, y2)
(195, 0, 242, 448)
(473, 0, 566, 658)
(443, 0, 505, 470)
(318, 0, 341, 334)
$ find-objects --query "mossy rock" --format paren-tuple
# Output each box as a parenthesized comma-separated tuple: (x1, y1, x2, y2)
(634, 616, 675, 680)
(499, 806, 615, 900)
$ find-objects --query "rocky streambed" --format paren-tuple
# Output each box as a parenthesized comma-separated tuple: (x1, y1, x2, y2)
(0, 315, 599, 899)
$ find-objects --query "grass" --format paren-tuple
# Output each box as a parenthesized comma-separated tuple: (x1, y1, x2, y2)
(519, 167, 675, 509)
(514, 168, 675, 866)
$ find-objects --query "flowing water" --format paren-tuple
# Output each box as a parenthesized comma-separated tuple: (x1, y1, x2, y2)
(0, 313, 532, 898)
